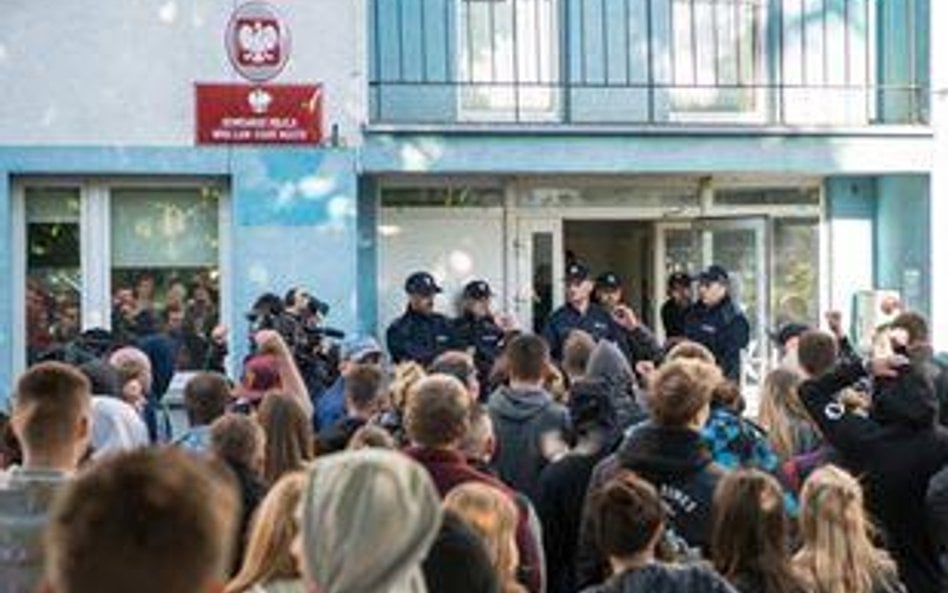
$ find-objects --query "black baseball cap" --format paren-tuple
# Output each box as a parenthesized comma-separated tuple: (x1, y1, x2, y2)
(462, 280, 493, 300)
(698, 264, 730, 285)
(596, 272, 622, 291)
(770, 322, 810, 347)
(566, 262, 591, 283)
(405, 272, 443, 296)
(667, 271, 692, 289)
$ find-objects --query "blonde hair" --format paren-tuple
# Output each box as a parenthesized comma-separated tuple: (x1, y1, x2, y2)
(225, 472, 306, 593)
(444, 483, 526, 593)
(388, 362, 427, 413)
(757, 368, 811, 459)
(794, 465, 900, 593)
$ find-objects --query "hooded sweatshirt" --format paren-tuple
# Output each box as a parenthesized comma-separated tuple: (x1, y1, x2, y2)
(586, 341, 649, 432)
(488, 385, 570, 502)
(301, 449, 441, 593)
(576, 424, 724, 589)
(799, 361, 948, 593)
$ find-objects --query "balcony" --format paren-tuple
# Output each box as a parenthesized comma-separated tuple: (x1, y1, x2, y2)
(369, 0, 929, 128)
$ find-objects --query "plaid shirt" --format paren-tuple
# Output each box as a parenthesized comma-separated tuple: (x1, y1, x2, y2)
(701, 405, 780, 473)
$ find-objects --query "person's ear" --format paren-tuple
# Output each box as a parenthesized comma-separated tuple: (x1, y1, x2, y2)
(76, 411, 91, 443)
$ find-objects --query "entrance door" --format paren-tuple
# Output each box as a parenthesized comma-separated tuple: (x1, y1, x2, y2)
(655, 218, 768, 390)
(513, 218, 563, 333)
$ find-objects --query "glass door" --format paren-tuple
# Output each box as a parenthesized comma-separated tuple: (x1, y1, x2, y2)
(513, 218, 563, 333)
(655, 218, 768, 390)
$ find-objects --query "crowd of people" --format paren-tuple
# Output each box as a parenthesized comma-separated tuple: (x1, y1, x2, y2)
(1, 261, 948, 593)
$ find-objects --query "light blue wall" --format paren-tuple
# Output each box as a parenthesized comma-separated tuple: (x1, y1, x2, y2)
(0, 146, 358, 402)
(826, 177, 877, 327)
(875, 174, 931, 317)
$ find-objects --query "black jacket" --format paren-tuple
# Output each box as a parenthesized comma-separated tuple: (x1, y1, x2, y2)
(683, 297, 750, 381)
(661, 299, 690, 340)
(487, 386, 571, 503)
(386, 308, 455, 366)
(538, 452, 605, 593)
(543, 303, 625, 361)
(799, 361, 948, 593)
(580, 564, 736, 593)
(928, 465, 948, 551)
(576, 425, 725, 589)
(453, 312, 506, 396)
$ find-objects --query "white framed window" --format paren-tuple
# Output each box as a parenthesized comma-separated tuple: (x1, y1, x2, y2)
(667, 0, 768, 122)
(13, 178, 230, 374)
(458, 0, 560, 121)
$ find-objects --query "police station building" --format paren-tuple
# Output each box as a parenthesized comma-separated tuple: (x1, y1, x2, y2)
(2, 0, 947, 399)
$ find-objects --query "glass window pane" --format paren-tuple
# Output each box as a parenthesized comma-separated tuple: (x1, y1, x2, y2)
(110, 186, 221, 371)
(715, 188, 820, 207)
(25, 188, 82, 365)
(773, 218, 820, 326)
(381, 187, 504, 208)
(710, 227, 759, 337)
(532, 232, 553, 333)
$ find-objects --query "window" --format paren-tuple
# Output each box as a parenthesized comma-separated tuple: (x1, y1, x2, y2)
(772, 218, 820, 326)
(459, 0, 559, 121)
(670, 0, 764, 117)
(17, 181, 226, 372)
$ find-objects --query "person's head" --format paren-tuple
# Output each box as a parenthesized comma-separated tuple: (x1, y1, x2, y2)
(388, 362, 427, 415)
(712, 469, 799, 593)
(12, 362, 92, 471)
(595, 272, 623, 312)
(562, 330, 596, 382)
(667, 271, 693, 303)
(338, 336, 384, 374)
(211, 414, 266, 478)
(665, 340, 716, 365)
(295, 450, 441, 593)
(443, 483, 524, 593)
(430, 351, 480, 403)
(773, 323, 810, 358)
(505, 334, 550, 385)
(459, 403, 496, 464)
(588, 472, 665, 569)
(237, 354, 282, 405)
(697, 265, 730, 307)
(796, 465, 899, 593)
(184, 372, 231, 428)
(347, 424, 397, 450)
(568, 379, 617, 441)
(135, 272, 156, 300)
(890, 311, 929, 349)
(797, 330, 839, 378)
(757, 368, 811, 459)
(193, 283, 212, 305)
(165, 302, 186, 333)
(405, 272, 442, 315)
(258, 393, 314, 485)
(565, 262, 594, 308)
(405, 375, 471, 449)
(226, 472, 305, 593)
(344, 364, 386, 420)
(462, 280, 493, 318)
(711, 380, 744, 414)
(108, 347, 153, 411)
(78, 359, 121, 398)
(43, 449, 240, 593)
(647, 359, 721, 430)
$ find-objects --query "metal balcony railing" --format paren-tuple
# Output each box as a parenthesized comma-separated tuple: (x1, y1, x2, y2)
(369, 0, 929, 127)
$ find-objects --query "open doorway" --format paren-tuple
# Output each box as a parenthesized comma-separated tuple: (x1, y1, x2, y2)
(564, 220, 656, 328)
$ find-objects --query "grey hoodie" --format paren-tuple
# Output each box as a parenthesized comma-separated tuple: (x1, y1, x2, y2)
(488, 385, 570, 502)
(586, 341, 649, 430)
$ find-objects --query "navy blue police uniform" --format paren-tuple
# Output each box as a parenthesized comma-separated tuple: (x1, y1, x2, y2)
(543, 263, 627, 361)
(386, 272, 456, 367)
(661, 271, 693, 340)
(453, 280, 506, 394)
(683, 265, 750, 381)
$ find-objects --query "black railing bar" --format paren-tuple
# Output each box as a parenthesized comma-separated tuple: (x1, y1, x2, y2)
(623, 0, 632, 86)
(580, 0, 588, 84)
(420, 0, 428, 83)
(489, 0, 498, 82)
(466, 0, 475, 84)
(712, 0, 720, 86)
(535, 0, 543, 84)
(907, 0, 918, 122)
(800, 0, 807, 86)
(690, 0, 699, 85)
(822, 0, 829, 86)
(646, 0, 656, 123)
(368, 80, 930, 91)
(512, 0, 521, 122)
(843, 0, 851, 87)
(444, 0, 452, 81)
(669, 0, 677, 85)
(561, 0, 572, 122)
(778, 0, 786, 124)
(734, 0, 742, 85)
(372, 0, 383, 120)
(864, 0, 871, 122)
(751, 1, 759, 87)
(397, 0, 405, 80)
(601, 0, 610, 85)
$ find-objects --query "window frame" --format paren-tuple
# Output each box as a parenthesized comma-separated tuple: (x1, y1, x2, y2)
(12, 177, 232, 375)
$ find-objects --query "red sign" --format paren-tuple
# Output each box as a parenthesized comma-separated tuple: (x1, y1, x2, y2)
(195, 84, 322, 145)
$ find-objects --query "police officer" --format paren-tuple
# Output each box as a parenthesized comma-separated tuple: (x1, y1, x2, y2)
(683, 265, 750, 381)
(661, 271, 693, 340)
(386, 272, 456, 366)
(543, 262, 626, 361)
(453, 280, 507, 393)
(595, 271, 663, 366)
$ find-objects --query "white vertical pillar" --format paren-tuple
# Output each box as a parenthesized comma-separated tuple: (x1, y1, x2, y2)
(930, 0, 948, 350)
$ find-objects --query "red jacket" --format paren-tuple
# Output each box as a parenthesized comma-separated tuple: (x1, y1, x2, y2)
(405, 446, 544, 593)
